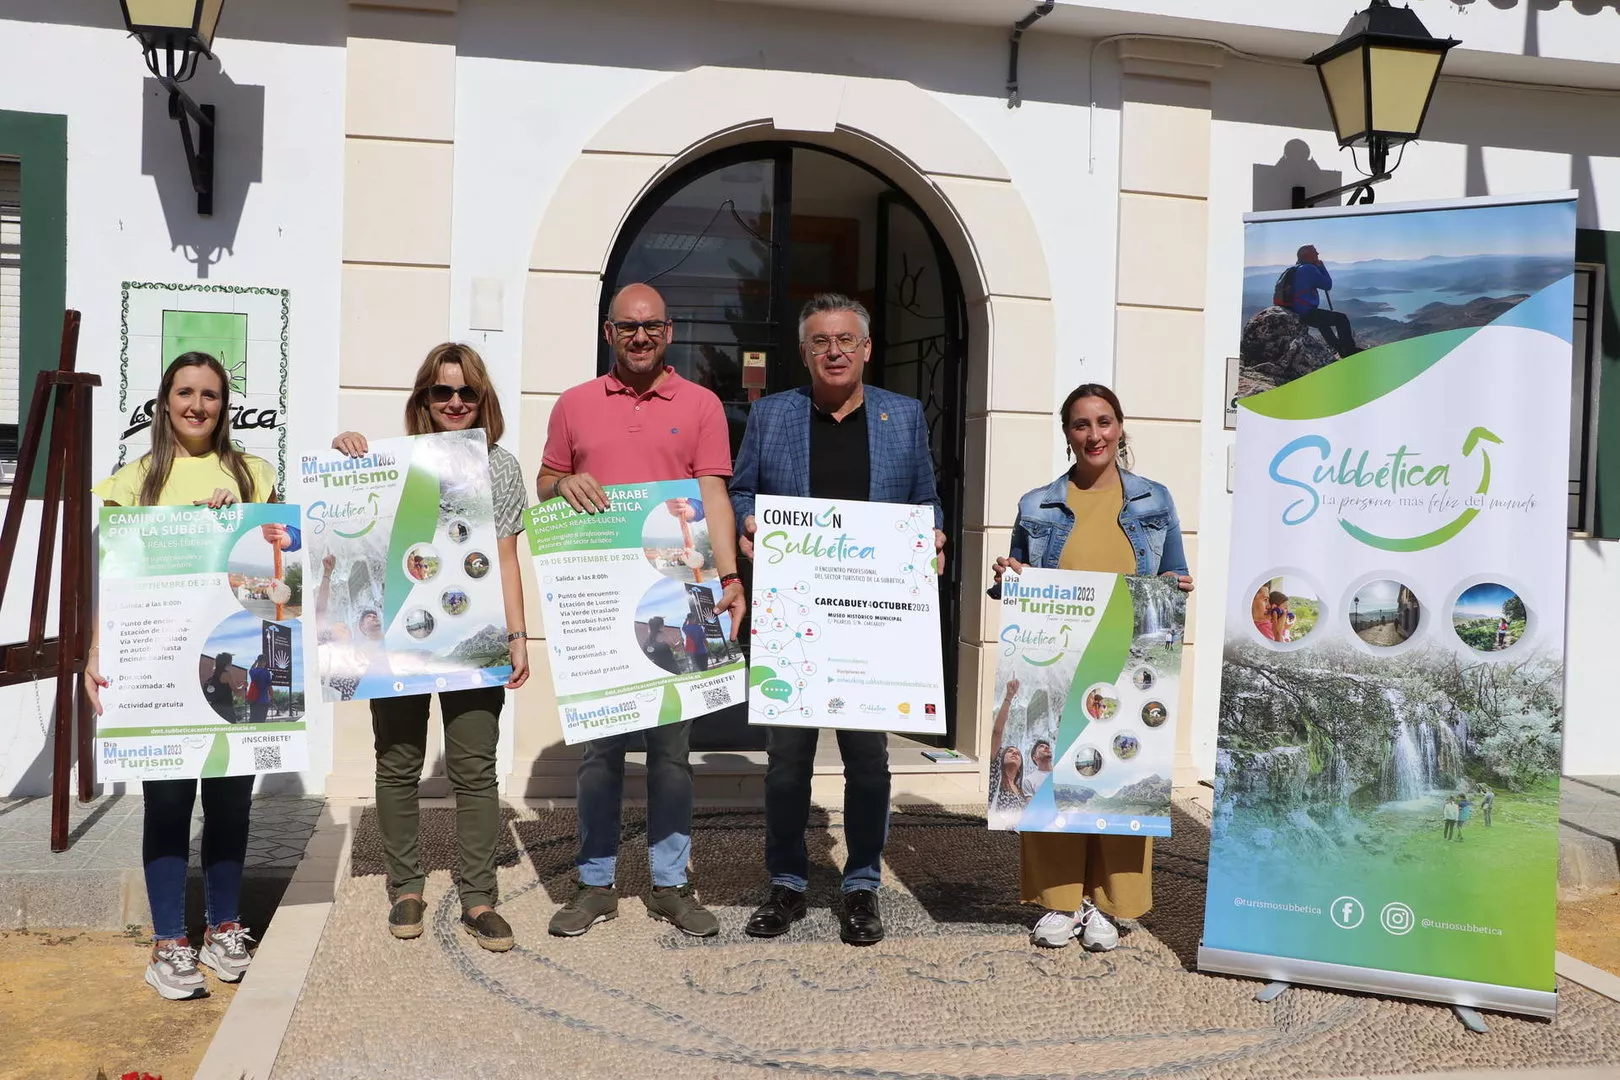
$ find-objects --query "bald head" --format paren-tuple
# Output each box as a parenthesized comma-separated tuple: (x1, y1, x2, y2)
(609, 283, 667, 321)
(604, 282, 673, 381)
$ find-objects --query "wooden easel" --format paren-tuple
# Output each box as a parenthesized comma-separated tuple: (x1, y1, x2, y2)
(0, 311, 99, 852)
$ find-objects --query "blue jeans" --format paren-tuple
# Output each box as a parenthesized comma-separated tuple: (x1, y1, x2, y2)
(576, 721, 693, 888)
(765, 727, 890, 894)
(142, 775, 254, 941)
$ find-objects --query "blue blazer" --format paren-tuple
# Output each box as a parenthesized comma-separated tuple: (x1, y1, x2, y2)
(729, 385, 944, 529)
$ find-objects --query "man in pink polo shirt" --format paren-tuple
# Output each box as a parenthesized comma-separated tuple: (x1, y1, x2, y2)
(537, 282, 745, 940)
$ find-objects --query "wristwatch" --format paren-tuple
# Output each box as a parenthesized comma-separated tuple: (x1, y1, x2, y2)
(506, 631, 527, 643)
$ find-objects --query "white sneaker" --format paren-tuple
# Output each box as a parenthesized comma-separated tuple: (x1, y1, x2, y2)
(146, 939, 209, 1000)
(199, 922, 255, 982)
(1076, 899, 1119, 952)
(1030, 909, 1079, 948)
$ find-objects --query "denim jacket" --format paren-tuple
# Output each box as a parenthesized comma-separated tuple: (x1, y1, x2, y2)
(992, 470, 1187, 595)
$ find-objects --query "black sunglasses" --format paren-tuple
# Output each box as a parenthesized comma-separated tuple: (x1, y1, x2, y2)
(427, 384, 481, 405)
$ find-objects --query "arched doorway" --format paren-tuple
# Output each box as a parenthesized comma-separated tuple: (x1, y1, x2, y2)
(599, 143, 967, 750)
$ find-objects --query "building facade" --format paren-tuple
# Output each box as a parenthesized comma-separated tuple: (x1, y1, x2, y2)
(2, 0, 1617, 799)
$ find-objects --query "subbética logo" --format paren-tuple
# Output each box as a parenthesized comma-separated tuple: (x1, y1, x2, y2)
(1268, 426, 1502, 552)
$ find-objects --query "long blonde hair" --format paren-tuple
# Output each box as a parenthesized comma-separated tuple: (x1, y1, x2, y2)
(139, 353, 260, 506)
(405, 342, 505, 445)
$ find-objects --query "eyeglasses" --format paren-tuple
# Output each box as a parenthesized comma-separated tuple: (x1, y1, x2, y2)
(427, 384, 481, 405)
(610, 319, 671, 339)
(804, 334, 868, 356)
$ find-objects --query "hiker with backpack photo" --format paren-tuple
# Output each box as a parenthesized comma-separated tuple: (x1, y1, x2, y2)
(1275, 245, 1361, 358)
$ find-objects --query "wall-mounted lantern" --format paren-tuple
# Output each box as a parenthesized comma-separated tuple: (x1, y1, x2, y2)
(1293, 0, 1458, 208)
(119, 0, 227, 216)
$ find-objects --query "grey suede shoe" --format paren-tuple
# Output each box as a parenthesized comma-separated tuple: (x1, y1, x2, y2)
(548, 883, 619, 937)
(645, 883, 719, 938)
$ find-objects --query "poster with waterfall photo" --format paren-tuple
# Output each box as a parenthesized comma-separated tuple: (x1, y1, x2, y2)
(987, 569, 1185, 836)
(1200, 194, 1576, 1018)
(295, 430, 514, 702)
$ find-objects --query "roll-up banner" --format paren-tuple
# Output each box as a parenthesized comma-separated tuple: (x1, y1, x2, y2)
(1200, 193, 1576, 1019)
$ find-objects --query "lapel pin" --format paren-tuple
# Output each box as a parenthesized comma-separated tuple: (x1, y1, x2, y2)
(880, 412, 888, 421)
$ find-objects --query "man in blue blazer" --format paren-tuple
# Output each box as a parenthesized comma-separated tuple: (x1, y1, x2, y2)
(730, 293, 945, 946)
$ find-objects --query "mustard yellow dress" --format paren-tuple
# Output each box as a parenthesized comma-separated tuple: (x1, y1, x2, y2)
(1018, 479, 1154, 918)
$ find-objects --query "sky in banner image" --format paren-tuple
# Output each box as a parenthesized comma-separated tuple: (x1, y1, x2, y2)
(1239, 200, 1575, 397)
(1206, 196, 1576, 1012)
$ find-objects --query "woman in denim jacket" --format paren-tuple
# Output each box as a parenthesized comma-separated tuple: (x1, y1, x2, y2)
(989, 384, 1194, 951)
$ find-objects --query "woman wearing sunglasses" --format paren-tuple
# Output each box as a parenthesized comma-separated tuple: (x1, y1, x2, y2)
(329, 342, 531, 951)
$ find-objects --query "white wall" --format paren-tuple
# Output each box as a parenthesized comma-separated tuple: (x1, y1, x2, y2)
(1200, 54, 1620, 778)
(0, 10, 346, 796)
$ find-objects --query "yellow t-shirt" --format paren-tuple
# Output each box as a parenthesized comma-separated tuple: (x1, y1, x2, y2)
(92, 453, 277, 506)
(1056, 480, 1136, 575)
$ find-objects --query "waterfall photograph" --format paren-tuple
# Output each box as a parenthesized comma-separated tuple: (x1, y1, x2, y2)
(1212, 637, 1562, 893)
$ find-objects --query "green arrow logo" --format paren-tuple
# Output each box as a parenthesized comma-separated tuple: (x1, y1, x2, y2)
(1338, 426, 1501, 552)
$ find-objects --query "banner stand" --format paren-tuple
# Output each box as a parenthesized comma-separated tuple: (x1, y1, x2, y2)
(1200, 192, 1576, 1026)
(1197, 946, 1556, 1021)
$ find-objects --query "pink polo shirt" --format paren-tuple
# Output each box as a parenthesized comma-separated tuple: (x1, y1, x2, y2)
(542, 367, 732, 485)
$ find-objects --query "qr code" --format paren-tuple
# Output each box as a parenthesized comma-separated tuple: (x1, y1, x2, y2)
(701, 685, 732, 710)
(253, 745, 283, 772)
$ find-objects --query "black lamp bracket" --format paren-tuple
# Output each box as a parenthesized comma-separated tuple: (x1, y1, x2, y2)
(1292, 134, 1394, 209)
(138, 38, 215, 216)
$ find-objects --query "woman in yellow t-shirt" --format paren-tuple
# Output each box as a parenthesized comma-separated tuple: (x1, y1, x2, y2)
(990, 384, 1195, 952)
(85, 352, 283, 1001)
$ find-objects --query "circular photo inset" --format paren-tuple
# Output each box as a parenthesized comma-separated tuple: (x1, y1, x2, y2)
(1141, 700, 1168, 728)
(226, 520, 304, 620)
(463, 551, 490, 580)
(1132, 666, 1156, 692)
(1251, 573, 1323, 646)
(196, 609, 306, 726)
(447, 518, 471, 545)
(1453, 582, 1526, 653)
(405, 608, 435, 640)
(1113, 733, 1141, 760)
(1074, 745, 1104, 778)
(441, 588, 470, 616)
(1350, 579, 1421, 648)
(634, 575, 735, 676)
(404, 544, 441, 583)
(641, 497, 714, 583)
(1083, 684, 1119, 722)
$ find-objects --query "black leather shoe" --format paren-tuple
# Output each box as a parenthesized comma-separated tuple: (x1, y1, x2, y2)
(839, 889, 884, 946)
(745, 884, 807, 938)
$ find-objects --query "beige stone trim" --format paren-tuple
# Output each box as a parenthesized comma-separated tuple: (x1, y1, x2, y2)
(343, 140, 454, 267)
(346, 37, 456, 142)
(1116, 39, 1225, 83)
(349, 0, 457, 12)
(193, 806, 358, 1080)
(340, 264, 451, 387)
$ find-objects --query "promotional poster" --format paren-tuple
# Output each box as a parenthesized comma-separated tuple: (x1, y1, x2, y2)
(747, 495, 946, 734)
(96, 503, 308, 780)
(296, 430, 513, 702)
(527, 480, 745, 744)
(1200, 194, 1575, 1018)
(987, 569, 1185, 835)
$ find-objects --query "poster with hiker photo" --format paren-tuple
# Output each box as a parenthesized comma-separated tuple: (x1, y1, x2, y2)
(987, 569, 1185, 836)
(295, 430, 513, 702)
(1202, 194, 1576, 1018)
(96, 504, 309, 781)
(526, 479, 746, 744)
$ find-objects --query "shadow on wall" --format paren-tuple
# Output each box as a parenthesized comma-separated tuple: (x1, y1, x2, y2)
(140, 66, 265, 279)
(1253, 139, 1343, 214)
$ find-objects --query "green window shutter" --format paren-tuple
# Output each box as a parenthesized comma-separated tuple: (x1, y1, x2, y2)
(0, 109, 67, 499)
(1579, 229, 1620, 539)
